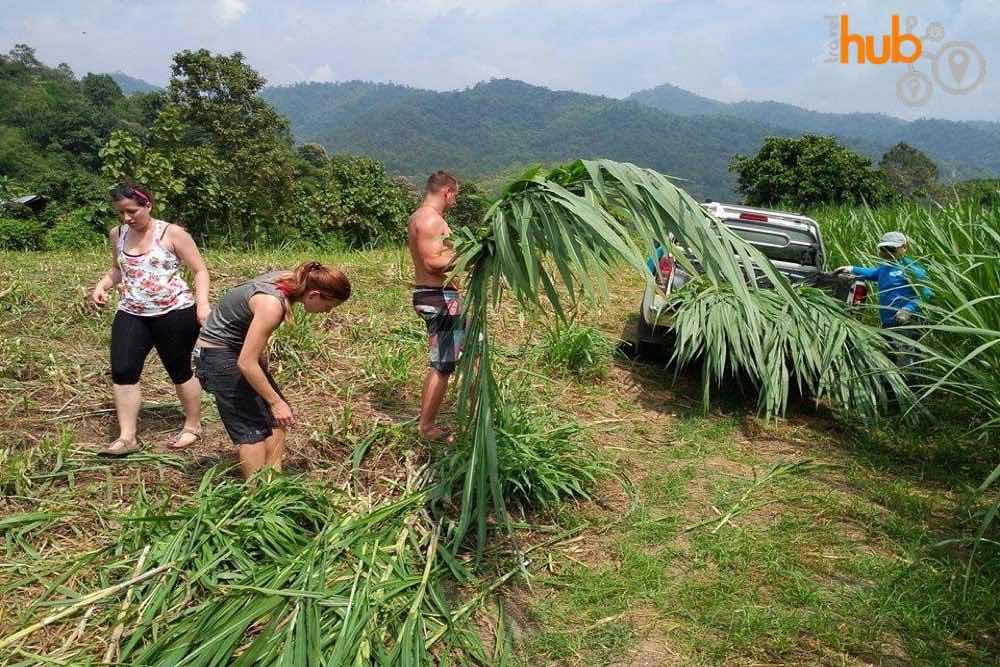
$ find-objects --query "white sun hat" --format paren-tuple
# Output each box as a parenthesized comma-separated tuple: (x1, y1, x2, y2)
(877, 231, 907, 249)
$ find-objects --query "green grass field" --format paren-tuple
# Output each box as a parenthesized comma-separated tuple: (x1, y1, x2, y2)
(1, 247, 998, 665)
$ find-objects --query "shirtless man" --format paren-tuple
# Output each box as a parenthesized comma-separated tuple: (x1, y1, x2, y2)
(408, 171, 460, 442)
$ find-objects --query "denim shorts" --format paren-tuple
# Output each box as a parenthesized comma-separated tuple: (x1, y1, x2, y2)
(194, 347, 284, 445)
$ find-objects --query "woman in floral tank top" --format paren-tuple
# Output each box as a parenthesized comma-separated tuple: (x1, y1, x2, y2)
(91, 183, 211, 455)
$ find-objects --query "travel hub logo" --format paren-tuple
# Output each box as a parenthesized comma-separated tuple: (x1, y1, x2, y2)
(824, 14, 986, 107)
(837, 15, 921, 64)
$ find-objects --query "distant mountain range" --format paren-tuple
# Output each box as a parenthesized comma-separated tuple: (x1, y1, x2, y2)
(108, 71, 161, 95)
(627, 83, 1000, 181)
(263, 79, 821, 198)
(107, 72, 1000, 200)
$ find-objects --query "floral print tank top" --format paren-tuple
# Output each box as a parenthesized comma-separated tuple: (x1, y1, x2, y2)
(116, 220, 195, 316)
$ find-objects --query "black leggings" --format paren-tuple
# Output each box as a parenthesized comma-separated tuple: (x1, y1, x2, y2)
(110, 306, 200, 385)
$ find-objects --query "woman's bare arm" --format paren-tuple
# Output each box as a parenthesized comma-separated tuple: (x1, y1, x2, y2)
(237, 295, 293, 427)
(169, 226, 211, 324)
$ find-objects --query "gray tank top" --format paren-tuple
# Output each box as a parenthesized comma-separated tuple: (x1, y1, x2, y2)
(199, 271, 288, 349)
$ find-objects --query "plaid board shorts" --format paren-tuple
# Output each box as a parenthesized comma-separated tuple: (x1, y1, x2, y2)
(412, 286, 464, 373)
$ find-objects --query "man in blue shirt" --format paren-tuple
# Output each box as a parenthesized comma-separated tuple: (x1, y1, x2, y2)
(646, 243, 666, 276)
(835, 231, 932, 366)
(645, 242, 690, 292)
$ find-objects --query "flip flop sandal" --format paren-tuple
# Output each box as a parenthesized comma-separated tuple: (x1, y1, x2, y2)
(419, 428, 454, 444)
(97, 438, 142, 457)
(168, 428, 202, 450)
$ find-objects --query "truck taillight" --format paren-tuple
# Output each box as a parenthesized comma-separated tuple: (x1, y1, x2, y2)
(849, 281, 867, 305)
(739, 212, 768, 222)
(658, 255, 674, 279)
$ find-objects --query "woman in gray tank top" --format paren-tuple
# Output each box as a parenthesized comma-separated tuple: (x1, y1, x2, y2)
(195, 261, 351, 478)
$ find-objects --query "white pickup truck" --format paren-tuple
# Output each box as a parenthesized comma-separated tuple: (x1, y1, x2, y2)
(636, 202, 867, 354)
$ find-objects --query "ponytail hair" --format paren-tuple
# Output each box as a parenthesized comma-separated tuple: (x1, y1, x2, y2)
(276, 261, 351, 303)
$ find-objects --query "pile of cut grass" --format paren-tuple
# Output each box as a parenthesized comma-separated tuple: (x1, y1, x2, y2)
(669, 282, 911, 419)
(1, 468, 509, 665)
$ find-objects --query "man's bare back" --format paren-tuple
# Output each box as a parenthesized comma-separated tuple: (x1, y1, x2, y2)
(408, 205, 456, 288)
(409, 172, 461, 442)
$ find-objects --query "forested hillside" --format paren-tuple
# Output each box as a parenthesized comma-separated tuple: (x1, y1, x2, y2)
(6, 41, 997, 240)
(629, 83, 1000, 180)
(265, 79, 803, 198)
(1, 46, 417, 250)
(265, 78, 999, 198)
(0, 45, 160, 208)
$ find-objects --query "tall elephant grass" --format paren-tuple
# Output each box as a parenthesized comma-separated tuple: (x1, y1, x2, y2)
(814, 194, 1000, 556)
(815, 196, 1000, 438)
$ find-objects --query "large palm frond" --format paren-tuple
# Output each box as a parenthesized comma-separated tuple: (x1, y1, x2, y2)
(444, 159, 910, 551)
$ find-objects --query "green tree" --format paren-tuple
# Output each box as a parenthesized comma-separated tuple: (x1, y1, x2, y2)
(167, 50, 295, 244)
(168, 50, 291, 150)
(0, 44, 153, 206)
(729, 135, 890, 208)
(7, 44, 41, 67)
(297, 143, 329, 168)
(82, 73, 124, 108)
(102, 50, 296, 245)
(100, 120, 225, 240)
(292, 143, 330, 193)
(324, 155, 416, 246)
(879, 142, 939, 199)
(134, 90, 168, 127)
(447, 181, 490, 228)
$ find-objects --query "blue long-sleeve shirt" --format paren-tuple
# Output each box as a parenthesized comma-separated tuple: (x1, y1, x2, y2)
(850, 257, 933, 326)
(646, 246, 666, 274)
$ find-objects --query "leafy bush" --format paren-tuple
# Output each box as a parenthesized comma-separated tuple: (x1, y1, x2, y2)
(44, 216, 105, 250)
(277, 156, 417, 248)
(0, 217, 45, 250)
(540, 323, 614, 379)
(325, 155, 417, 247)
(439, 384, 607, 511)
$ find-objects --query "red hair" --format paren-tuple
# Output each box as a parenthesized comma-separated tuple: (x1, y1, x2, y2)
(275, 261, 351, 303)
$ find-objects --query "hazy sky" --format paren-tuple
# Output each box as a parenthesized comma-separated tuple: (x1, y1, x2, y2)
(2, 0, 997, 121)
